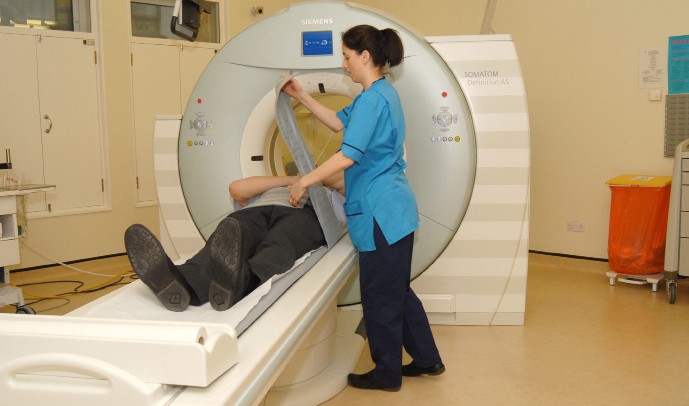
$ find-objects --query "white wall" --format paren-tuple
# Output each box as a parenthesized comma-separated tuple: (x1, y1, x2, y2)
(13, 0, 688, 269)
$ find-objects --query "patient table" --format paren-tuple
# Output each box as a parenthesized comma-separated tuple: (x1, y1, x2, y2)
(0, 238, 361, 405)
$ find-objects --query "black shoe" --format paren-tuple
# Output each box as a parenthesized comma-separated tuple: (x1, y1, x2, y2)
(401, 361, 445, 377)
(124, 224, 191, 312)
(208, 217, 251, 311)
(347, 371, 400, 392)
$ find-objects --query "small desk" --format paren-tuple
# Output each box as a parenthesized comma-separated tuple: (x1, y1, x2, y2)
(0, 184, 55, 313)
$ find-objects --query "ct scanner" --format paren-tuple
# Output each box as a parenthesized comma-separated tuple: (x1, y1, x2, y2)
(0, 2, 530, 405)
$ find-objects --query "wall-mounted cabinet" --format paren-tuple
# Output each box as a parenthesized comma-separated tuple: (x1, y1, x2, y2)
(129, 0, 225, 205)
(0, 30, 105, 215)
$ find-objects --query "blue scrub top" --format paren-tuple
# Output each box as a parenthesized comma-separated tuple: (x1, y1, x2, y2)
(337, 78, 419, 252)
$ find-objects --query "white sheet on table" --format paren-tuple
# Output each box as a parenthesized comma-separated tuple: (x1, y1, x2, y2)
(80, 252, 312, 327)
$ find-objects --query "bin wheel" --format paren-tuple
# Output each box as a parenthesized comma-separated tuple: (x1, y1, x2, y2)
(668, 282, 677, 304)
(15, 306, 36, 314)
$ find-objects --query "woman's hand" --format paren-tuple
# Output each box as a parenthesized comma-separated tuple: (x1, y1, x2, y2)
(288, 177, 307, 207)
(282, 79, 303, 100)
(280, 76, 344, 133)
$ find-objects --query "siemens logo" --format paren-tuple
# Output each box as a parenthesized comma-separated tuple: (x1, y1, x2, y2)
(301, 18, 333, 25)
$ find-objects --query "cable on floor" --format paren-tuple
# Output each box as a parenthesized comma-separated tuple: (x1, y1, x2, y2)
(19, 238, 135, 278)
(11, 274, 136, 314)
(18, 274, 135, 297)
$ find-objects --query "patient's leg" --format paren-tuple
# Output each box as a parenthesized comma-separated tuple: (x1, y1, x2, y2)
(175, 248, 212, 304)
(208, 217, 259, 311)
(124, 224, 200, 311)
(178, 249, 259, 309)
(178, 208, 268, 309)
(248, 205, 326, 283)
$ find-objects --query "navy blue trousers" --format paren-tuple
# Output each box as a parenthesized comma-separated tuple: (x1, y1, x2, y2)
(359, 220, 442, 387)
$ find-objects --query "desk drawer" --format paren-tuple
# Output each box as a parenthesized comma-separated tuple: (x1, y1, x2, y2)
(0, 197, 16, 214)
(684, 186, 689, 211)
(683, 212, 689, 237)
(0, 238, 19, 267)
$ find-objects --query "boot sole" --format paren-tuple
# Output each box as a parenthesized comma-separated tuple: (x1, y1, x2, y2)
(125, 224, 190, 311)
(208, 218, 245, 311)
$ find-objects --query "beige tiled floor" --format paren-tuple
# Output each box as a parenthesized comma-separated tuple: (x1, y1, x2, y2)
(3, 253, 688, 405)
(325, 255, 689, 405)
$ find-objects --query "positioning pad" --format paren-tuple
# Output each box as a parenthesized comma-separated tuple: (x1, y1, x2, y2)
(274, 73, 345, 248)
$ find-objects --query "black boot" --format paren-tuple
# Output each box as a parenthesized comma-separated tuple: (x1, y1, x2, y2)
(208, 217, 252, 311)
(124, 224, 192, 312)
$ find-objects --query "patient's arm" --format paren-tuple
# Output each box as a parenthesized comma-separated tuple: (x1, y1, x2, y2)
(229, 176, 298, 207)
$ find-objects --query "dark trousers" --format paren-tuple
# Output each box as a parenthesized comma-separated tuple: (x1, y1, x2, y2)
(359, 220, 442, 387)
(178, 204, 326, 304)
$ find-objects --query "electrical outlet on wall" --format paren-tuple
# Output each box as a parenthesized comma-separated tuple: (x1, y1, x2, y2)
(567, 220, 585, 232)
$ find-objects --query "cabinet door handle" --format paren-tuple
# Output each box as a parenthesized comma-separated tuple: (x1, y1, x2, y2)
(44, 114, 52, 134)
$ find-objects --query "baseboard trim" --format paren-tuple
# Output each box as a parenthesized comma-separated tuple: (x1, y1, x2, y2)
(11, 250, 606, 274)
(9, 253, 127, 274)
(529, 250, 608, 263)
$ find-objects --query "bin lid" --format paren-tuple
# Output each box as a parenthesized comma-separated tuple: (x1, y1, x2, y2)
(606, 174, 672, 187)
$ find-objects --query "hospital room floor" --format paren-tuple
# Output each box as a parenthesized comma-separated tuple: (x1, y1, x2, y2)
(2, 253, 688, 405)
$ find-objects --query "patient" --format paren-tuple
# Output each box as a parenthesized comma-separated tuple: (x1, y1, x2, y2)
(124, 173, 345, 312)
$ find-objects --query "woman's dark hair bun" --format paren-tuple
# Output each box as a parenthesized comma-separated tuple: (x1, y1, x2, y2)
(342, 25, 404, 68)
